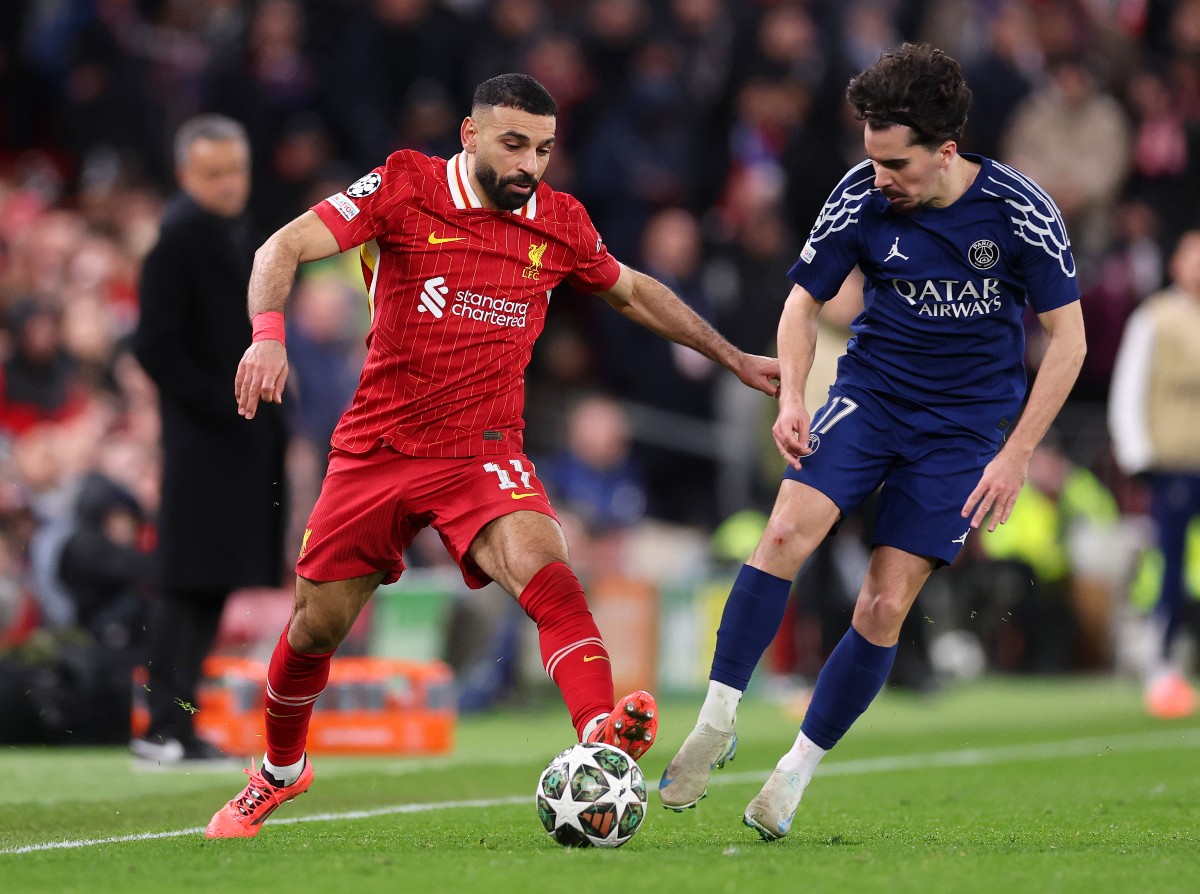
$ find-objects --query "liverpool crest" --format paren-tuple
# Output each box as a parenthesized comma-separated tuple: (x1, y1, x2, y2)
(523, 242, 547, 280)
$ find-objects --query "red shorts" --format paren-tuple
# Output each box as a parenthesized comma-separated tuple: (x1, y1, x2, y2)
(295, 445, 558, 589)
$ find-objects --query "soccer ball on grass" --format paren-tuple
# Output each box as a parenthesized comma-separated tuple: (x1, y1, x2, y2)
(535, 742, 647, 847)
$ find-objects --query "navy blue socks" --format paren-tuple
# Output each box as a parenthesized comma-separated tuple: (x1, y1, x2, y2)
(710, 564, 792, 690)
(708, 563, 896, 752)
(801, 626, 897, 750)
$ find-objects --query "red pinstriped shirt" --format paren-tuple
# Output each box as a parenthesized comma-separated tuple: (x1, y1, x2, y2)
(311, 150, 621, 458)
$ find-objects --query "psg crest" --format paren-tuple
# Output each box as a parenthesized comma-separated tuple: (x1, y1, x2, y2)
(968, 239, 999, 269)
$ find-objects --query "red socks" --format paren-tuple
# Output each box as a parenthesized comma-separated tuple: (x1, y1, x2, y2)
(264, 626, 334, 766)
(519, 562, 614, 737)
(264, 564, 610, 756)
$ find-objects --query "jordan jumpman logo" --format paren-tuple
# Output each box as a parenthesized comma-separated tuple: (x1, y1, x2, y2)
(884, 236, 909, 262)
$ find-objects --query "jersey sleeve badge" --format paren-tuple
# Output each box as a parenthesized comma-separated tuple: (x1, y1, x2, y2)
(346, 172, 382, 198)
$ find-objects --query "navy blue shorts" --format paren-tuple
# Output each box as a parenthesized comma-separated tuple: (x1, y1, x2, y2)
(783, 385, 1000, 565)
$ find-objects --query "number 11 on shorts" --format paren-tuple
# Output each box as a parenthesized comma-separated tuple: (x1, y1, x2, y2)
(484, 459, 534, 491)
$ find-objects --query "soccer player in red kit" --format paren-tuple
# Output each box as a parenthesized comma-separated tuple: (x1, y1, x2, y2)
(206, 73, 779, 838)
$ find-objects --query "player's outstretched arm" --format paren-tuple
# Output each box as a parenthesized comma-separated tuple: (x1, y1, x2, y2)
(235, 211, 341, 420)
(961, 300, 1086, 531)
(773, 285, 823, 471)
(598, 263, 780, 396)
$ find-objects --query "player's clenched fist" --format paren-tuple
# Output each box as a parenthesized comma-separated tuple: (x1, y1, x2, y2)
(772, 399, 811, 471)
(235, 340, 288, 419)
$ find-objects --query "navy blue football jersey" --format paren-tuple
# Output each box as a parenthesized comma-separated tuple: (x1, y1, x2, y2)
(788, 154, 1080, 440)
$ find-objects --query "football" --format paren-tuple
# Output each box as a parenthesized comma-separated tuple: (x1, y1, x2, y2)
(535, 742, 648, 847)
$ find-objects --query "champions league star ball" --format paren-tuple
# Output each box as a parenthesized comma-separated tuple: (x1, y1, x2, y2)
(535, 742, 648, 848)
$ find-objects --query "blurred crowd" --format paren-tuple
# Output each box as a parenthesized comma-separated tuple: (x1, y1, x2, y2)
(1, 0, 1199, 701)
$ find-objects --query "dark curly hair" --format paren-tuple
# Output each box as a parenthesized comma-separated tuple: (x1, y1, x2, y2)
(472, 73, 558, 118)
(846, 43, 972, 148)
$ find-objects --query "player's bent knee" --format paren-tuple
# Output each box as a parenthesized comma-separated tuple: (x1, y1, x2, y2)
(760, 514, 814, 552)
(287, 619, 343, 654)
(501, 553, 571, 597)
(852, 592, 911, 642)
(753, 517, 823, 570)
(288, 574, 377, 653)
(289, 602, 357, 653)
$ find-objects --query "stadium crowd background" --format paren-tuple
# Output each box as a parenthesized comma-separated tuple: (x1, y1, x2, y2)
(1, 0, 1198, 706)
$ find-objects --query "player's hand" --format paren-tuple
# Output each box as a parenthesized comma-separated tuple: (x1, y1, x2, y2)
(772, 398, 811, 471)
(961, 447, 1029, 532)
(733, 352, 782, 398)
(235, 339, 289, 420)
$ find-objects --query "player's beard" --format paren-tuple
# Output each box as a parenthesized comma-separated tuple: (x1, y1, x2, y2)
(475, 158, 539, 211)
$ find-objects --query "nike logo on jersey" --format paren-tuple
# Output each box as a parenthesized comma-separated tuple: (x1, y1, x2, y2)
(511, 491, 539, 500)
(582, 655, 609, 663)
(428, 233, 465, 245)
(884, 236, 909, 262)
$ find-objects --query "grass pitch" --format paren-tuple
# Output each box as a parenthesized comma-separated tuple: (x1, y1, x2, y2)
(1, 677, 1198, 894)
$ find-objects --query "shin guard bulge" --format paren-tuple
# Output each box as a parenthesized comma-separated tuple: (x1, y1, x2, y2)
(264, 626, 334, 766)
(519, 562, 613, 737)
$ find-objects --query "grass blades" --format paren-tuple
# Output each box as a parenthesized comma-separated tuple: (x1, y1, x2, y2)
(1, 678, 1198, 894)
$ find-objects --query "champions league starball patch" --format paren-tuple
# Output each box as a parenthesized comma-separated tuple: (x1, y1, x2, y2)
(347, 172, 382, 198)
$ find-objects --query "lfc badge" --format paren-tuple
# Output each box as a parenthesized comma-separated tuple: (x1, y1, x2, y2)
(523, 241, 547, 280)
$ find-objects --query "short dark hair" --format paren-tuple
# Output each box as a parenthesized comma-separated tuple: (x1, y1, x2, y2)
(472, 73, 557, 118)
(846, 43, 972, 148)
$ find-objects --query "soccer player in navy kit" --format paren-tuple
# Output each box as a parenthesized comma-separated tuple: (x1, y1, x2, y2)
(659, 44, 1087, 839)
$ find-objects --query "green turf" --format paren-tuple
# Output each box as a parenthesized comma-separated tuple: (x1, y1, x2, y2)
(1, 678, 1198, 894)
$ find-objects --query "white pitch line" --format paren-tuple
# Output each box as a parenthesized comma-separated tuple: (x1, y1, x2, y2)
(2, 727, 1195, 855)
(0, 796, 535, 854)
(3, 827, 208, 854)
(710, 727, 1200, 786)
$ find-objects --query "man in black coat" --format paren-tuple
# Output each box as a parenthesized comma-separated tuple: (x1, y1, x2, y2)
(132, 115, 288, 761)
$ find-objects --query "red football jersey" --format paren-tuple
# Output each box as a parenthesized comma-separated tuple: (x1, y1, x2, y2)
(311, 150, 621, 458)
